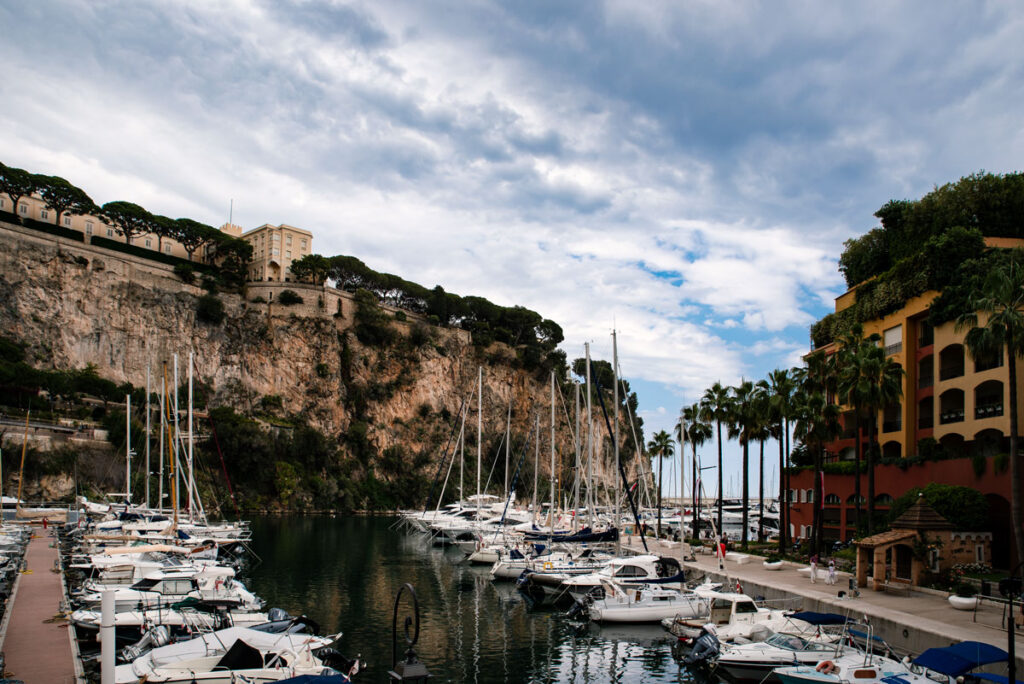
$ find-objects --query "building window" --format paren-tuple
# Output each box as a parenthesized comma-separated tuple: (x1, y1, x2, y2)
(107, 228, 114, 237)
(145, 239, 152, 247)
(286, 236, 292, 245)
(883, 325, 902, 356)
(64, 216, 72, 226)
(976, 544, 985, 563)
(0, 198, 4, 209)
(301, 238, 307, 248)
(272, 248, 280, 256)
(286, 250, 291, 258)
(164, 244, 171, 254)
(40, 209, 48, 220)
(19, 203, 28, 215)
(85, 222, 93, 235)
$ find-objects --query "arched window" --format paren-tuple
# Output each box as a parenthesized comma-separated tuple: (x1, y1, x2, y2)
(939, 344, 965, 380)
(874, 493, 894, 505)
(939, 389, 965, 424)
(974, 380, 1004, 419)
(824, 494, 841, 505)
(882, 441, 901, 460)
(846, 494, 865, 505)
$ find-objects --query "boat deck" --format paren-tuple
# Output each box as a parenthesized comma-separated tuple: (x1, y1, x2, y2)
(1, 531, 77, 683)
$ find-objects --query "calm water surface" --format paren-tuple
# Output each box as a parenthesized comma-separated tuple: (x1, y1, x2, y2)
(246, 516, 702, 683)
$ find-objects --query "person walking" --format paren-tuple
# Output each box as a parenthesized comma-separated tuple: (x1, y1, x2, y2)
(809, 553, 818, 583)
(827, 558, 836, 585)
(718, 533, 727, 571)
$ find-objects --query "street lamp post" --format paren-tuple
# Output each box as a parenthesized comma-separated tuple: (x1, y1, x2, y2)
(999, 564, 1023, 684)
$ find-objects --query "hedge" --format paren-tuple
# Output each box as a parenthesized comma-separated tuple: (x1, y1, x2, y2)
(1, 210, 84, 242)
(90, 236, 216, 274)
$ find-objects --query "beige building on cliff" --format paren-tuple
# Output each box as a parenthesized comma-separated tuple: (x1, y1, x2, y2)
(1, 193, 313, 282)
(241, 223, 313, 282)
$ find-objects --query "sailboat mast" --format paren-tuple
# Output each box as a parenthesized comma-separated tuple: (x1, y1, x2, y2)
(476, 366, 482, 515)
(458, 401, 466, 503)
(549, 371, 555, 529)
(612, 330, 620, 538)
(584, 342, 593, 528)
(126, 393, 132, 506)
(188, 352, 194, 523)
(573, 382, 581, 531)
(145, 366, 151, 509)
(163, 363, 178, 527)
(173, 354, 180, 515)
(532, 414, 539, 522)
(505, 394, 511, 504)
(158, 372, 165, 512)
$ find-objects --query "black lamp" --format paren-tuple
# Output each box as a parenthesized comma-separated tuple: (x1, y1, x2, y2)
(388, 583, 431, 683)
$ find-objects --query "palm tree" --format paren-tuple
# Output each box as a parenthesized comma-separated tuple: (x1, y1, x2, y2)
(752, 381, 773, 543)
(700, 382, 732, 533)
(860, 347, 904, 535)
(678, 403, 712, 540)
(647, 430, 675, 537)
(794, 352, 841, 555)
(727, 380, 758, 549)
(766, 368, 797, 553)
(836, 323, 881, 531)
(956, 253, 1024, 563)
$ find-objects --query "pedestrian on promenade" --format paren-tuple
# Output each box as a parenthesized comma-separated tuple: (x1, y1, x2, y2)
(827, 559, 836, 585)
(718, 534, 726, 571)
(809, 553, 818, 583)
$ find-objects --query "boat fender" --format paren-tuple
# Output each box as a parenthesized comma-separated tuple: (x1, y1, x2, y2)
(816, 660, 836, 674)
(544, 562, 553, 570)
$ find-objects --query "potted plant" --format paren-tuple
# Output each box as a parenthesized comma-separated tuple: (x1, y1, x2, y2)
(948, 582, 978, 610)
(763, 553, 784, 570)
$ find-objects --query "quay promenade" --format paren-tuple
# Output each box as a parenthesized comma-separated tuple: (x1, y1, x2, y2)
(626, 538, 1024, 672)
(1, 531, 77, 683)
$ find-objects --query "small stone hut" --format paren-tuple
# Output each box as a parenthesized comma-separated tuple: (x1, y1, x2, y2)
(853, 498, 992, 591)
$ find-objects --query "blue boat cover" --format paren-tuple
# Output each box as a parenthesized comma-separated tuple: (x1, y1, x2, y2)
(973, 674, 1024, 684)
(912, 641, 1008, 676)
(786, 611, 850, 625)
(848, 629, 888, 644)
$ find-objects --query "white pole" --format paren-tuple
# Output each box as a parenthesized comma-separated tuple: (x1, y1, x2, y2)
(585, 342, 593, 528)
(188, 351, 194, 523)
(459, 404, 466, 503)
(126, 394, 131, 506)
(477, 366, 482, 516)
(574, 382, 581, 531)
(158, 366, 165, 512)
(532, 414, 539, 523)
(173, 354, 180, 515)
(505, 393, 511, 504)
(145, 366, 151, 509)
(100, 590, 115, 684)
(549, 371, 555, 528)
(612, 330, 620, 535)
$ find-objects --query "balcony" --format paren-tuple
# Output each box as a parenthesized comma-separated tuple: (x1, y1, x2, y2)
(918, 374, 934, 389)
(939, 409, 965, 425)
(882, 420, 902, 433)
(975, 403, 1004, 419)
(885, 342, 903, 356)
(918, 415, 934, 429)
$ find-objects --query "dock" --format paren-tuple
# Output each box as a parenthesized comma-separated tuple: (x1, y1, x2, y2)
(0, 531, 77, 683)
(625, 538, 1024, 671)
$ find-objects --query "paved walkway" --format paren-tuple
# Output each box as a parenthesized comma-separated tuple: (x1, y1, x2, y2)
(2, 532, 76, 683)
(625, 539, 1024, 669)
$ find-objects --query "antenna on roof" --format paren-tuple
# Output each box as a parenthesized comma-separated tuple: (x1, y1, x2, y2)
(228, 199, 233, 227)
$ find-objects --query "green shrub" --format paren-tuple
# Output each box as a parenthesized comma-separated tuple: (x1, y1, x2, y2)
(315, 363, 330, 378)
(971, 452, 986, 477)
(174, 262, 196, 283)
(994, 452, 1009, 474)
(260, 394, 284, 411)
(889, 483, 988, 530)
(202, 275, 218, 293)
(251, 296, 266, 303)
(417, 402, 431, 418)
(954, 582, 977, 598)
(394, 311, 407, 321)
(353, 289, 396, 346)
(196, 294, 225, 324)
(277, 289, 303, 306)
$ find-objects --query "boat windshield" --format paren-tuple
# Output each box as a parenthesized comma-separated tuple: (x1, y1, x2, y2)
(765, 634, 834, 652)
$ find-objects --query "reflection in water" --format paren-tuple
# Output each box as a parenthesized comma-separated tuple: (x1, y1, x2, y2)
(246, 516, 696, 683)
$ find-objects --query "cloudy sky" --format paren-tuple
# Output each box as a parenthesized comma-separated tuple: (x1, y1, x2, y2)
(3, 1, 1024, 496)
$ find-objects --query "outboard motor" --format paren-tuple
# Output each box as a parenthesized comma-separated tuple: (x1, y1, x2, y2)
(683, 624, 720, 666)
(120, 625, 170, 663)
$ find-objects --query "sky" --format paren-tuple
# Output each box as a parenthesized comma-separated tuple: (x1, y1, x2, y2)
(3, 1, 1024, 498)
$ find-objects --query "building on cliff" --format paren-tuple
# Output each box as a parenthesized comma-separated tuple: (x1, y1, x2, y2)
(0, 193, 312, 283)
(241, 223, 313, 282)
(787, 236, 1020, 569)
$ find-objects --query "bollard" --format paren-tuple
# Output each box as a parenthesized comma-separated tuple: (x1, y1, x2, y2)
(101, 590, 115, 684)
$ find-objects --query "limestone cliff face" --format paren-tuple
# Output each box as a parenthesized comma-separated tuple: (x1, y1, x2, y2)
(0, 223, 628, 490)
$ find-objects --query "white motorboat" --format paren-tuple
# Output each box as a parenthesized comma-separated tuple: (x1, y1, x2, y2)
(582, 580, 708, 623)
(561, 554, 685, 601)
(662, 590, 810, 644)
(112, 625, 356, 684)
(75, 568, 261, 612)
(714, 612, 850, 683)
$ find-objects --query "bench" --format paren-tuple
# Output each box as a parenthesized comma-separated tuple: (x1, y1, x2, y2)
(725, 552, 751, 565)
(882, 581, 911, 596)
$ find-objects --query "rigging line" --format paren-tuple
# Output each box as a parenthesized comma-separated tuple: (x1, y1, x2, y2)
(207, 416, 239, 519)
(492, 406, 537, 541)
(480, 429, 508, 500)
(590, 373, 648, 552)
(421, 391, 470, 516)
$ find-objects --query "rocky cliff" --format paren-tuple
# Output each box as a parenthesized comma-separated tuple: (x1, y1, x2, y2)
(0, 221, 638, 507)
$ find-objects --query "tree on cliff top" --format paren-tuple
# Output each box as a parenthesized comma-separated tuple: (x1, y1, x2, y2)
(100, 201, 153, 245)
(175, 218, 218, 261)
(37, 176, 94, 228)
(290, 254, 331, 285)
(0, 162, 39, 223)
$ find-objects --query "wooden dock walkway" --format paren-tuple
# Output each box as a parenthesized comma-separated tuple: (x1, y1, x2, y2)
(1, 531, 76, 683)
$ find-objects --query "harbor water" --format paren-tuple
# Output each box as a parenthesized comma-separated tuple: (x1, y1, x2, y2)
(246, 515, 698, 683)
